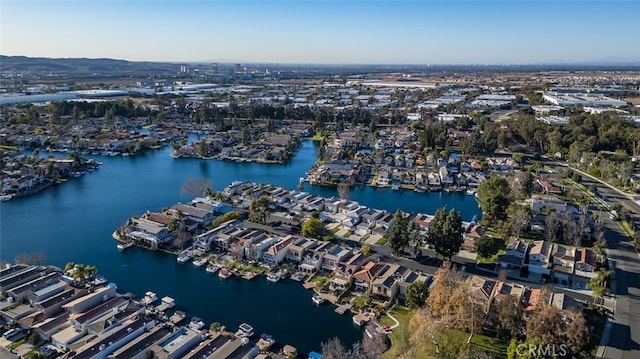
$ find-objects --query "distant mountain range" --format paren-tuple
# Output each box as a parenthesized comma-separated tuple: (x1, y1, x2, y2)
(0, 55, 180, 74)
(1, 55, 639, 74)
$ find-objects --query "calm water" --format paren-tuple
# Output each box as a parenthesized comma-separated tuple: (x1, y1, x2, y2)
(0, 140, 480, 354)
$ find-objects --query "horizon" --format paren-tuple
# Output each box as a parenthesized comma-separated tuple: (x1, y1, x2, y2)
(1, 1, 639, 65)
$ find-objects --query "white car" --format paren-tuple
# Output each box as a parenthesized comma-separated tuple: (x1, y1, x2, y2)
(2, 328, 20, 339)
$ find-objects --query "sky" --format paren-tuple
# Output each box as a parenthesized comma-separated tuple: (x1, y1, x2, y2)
(1, 0, 639, 65)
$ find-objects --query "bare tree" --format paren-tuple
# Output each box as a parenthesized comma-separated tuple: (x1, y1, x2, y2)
(180, 177, 213, 198)
(321, 337, 348, 359)
(362, 331, 387, 358)
(337, 181, 351, 200)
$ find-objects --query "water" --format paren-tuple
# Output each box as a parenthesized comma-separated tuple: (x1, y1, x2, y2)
(0, 140, 480, 354)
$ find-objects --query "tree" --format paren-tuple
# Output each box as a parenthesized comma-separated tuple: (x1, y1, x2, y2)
(474, 236, 498, 259)
(301, 218, 329, 240)
(337, 181, 350, 200)
(209, 322, 221, 332)
(180, 177, 213, 198)
(428, 208, 463, 261)
(521, 170, 535, 198)
(388, 209, 409, 255)
(248, 195, 270, 224)
(321, 337, 348, 359)
(362, 331, 387, 359)
(405, 280, 429, 309)
(495, 295, 526, 341)
(525, 305, 589, 358)
(587, 268, 613, 302)
(476, 176, 511, 223)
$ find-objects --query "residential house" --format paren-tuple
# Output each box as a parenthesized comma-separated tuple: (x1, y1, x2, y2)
(261, 235, 295, 266)
(574, 248, 598, 279)
(498, 239, 529, 270)
(552, 245, 576, 284)
(371, 264, 404, 301)
(528, 240, 552, 275)
(353, 261, 387, 293)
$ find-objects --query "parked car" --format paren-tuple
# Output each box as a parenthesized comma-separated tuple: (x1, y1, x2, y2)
(2, 328, 20, 339)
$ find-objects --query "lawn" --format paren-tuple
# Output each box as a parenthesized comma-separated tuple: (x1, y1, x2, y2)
(381, 306, 420, 359)
(477, 249, 506, 264)
(376, 237, 389, 245)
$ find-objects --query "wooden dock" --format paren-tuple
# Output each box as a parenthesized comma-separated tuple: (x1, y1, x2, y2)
(335, 304, 352, 315)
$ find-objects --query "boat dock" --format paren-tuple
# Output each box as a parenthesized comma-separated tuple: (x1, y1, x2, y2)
(335, 304, 352, 315)
(241, 271, 258, 280)
(169, 310, 186, 324)
(302, 282, 316, 290)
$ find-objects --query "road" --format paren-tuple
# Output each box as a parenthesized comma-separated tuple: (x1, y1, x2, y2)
(543, 159, 640, 359)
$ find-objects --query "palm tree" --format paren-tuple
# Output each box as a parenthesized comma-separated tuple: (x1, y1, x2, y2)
(587, 268, 613, 304)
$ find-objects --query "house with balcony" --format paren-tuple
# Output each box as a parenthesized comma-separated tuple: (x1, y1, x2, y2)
(353, 261, 388, 293)
(498, 239, 529, 270)
(298, 242, 330, 274)
(261, 235, 295, 266)
(285, 237, 318, 264)
(552, 245, 576, 284)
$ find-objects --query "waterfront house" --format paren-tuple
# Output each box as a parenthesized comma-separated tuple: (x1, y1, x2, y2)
(6, 272, 64, 303)
(371, 264, 403, 302)
(107, 325, 172, 359)
(285, 237, 318, 264)
(298, 242, 330, 274)
(32, 287, 88, 319)
(261, 235, 295, 266)
(71, 316, 155, 359)
(126, 218, 173, 246)
(353, 261, 388, 293)
(148, 326, 203, 359)
(321, 245, 353, 272)
(171, 204, 214, 229)
(244, 230, 277, 261)
(528, 240, 552, 275)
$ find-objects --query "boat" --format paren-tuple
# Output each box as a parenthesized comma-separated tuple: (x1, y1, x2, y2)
(391, 183, 400, 190)
(266, 271, 283, 283)
(235, 323, 254, 338)
(192, 257, 207, 268)
(140, 291, 158, 306)
(156, 296, 176, 312)
(0, 194, 14, 202)
(312, 294, 326, 305)
(414, 186, 425, 193)
(177, 253, 192, 264)
(218, 268, 232, 279)
(116, 241, 134, 251)
(189, 317, 206, 330)
(466, 189, 476, 196)
(205, 264, 218, 274)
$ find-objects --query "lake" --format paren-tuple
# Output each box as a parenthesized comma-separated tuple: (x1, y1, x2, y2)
(0, 140, 480, 354)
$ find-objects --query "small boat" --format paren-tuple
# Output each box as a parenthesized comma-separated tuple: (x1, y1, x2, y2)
(205, 265, 218, 274)
(177, 253, 192, 264)
(391, 184, 400, 190)
(235, 323, 254, 338)
(189, 317, 206, 330)
(192, 258, 207, 268)
(157, 296, 176, 311)
(266, 271, 282, 283)
(117, 241, 134, 251)
(312, 294, 326, 305)
(218, 268, 232, 279)
(140, 291, 158, 306)
(0, 194, 14, 202)
(466, 189, 476, 196)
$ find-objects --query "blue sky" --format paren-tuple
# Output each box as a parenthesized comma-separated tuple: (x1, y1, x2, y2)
(1, 0, 639, 64)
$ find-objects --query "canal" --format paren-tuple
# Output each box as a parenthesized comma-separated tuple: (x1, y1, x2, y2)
(0, 140, 480, 354)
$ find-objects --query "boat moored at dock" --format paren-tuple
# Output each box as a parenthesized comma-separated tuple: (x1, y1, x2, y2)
(312, 294, 326, 305)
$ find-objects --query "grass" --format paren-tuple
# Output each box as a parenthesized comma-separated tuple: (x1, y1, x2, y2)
(352, 296, 371, 310)
(376, 237, 389, 245)
(361, 234, 371, 243)
(329, 227, 340, 234)
(309, 132, 326, 141)
(619, 220, 634, 237)
(469, 331, 508, 357)
(381, 306, 417, 359)
(344, 230, 353, 238)
(477, 249, 506, 264)
(0, 145, 18, 151)
(6, 337, 26, 350)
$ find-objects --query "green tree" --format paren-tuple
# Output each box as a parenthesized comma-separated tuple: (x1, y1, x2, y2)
(301, 218, 329, 240)
(428, 208, 464, 261)
(388, 209, 409, 255)
(209, 322, 221, 332)
(474, 236, 498, 259)
(405, 280, 429, 309)
(248, 195, 270, 224)
(587, 268, 613, 303)
(521, 170, 534, 198)
(477, 176, 512, 223)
